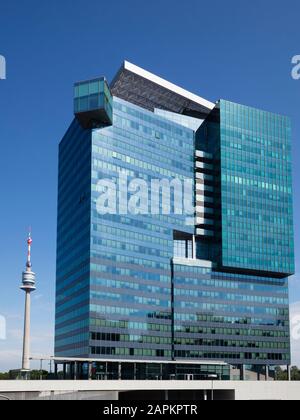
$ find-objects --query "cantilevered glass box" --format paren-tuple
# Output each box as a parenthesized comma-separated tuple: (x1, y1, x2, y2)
(74, 77, 113, 128)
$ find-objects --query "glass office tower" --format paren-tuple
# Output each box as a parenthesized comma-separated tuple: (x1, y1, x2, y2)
(55, 62, 294, 380)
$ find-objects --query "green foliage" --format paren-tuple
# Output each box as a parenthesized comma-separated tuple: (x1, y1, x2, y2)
(291, 366, 300, 380)
(0, 370, 49, 380)
(275, 366, 300, 381)
(29, 370, 49, 380)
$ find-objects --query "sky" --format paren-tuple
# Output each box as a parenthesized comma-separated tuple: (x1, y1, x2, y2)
(0, 0, 300, 371)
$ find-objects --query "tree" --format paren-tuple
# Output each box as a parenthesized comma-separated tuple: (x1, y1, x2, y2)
(275, 366, 300, 381)
(29, 370, 49, 380)
(291, 366, 300, 381)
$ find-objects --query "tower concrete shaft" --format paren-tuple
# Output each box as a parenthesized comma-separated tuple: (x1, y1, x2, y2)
(22, 291, 31, 371)
(20, 233, 36, 373)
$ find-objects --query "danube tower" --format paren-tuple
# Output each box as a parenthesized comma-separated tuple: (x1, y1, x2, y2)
(20, 232, 36, 373)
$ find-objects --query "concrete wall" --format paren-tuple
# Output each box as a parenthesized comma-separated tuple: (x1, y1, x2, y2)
(0, 380, 299, 401)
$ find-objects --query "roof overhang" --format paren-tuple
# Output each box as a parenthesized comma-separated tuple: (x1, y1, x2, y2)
(33, 356, 228, 366)
(110, 61, 215, 118)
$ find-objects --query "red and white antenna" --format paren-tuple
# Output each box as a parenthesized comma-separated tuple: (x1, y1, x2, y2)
(26, 227, 33, 270)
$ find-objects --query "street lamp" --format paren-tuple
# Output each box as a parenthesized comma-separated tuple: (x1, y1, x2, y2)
(207, 374, 218, 401)
(40, 359, 43, 380)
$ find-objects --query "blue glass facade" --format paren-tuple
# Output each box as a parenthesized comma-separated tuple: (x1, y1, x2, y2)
(219, 100, 294, 276)
(90, 98, 194, 359)
(55, 68, 294, 374)
(74, 77, 113, 128)
(55, 120, 91, 356)
(173, 264, 290, 365)
(56, 96, 196, 359)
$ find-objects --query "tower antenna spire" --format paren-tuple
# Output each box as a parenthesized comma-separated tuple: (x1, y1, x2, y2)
(26, 228, 32, 270)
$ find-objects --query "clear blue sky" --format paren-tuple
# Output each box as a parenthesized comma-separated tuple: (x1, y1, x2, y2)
(0, 0, 300, 371)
